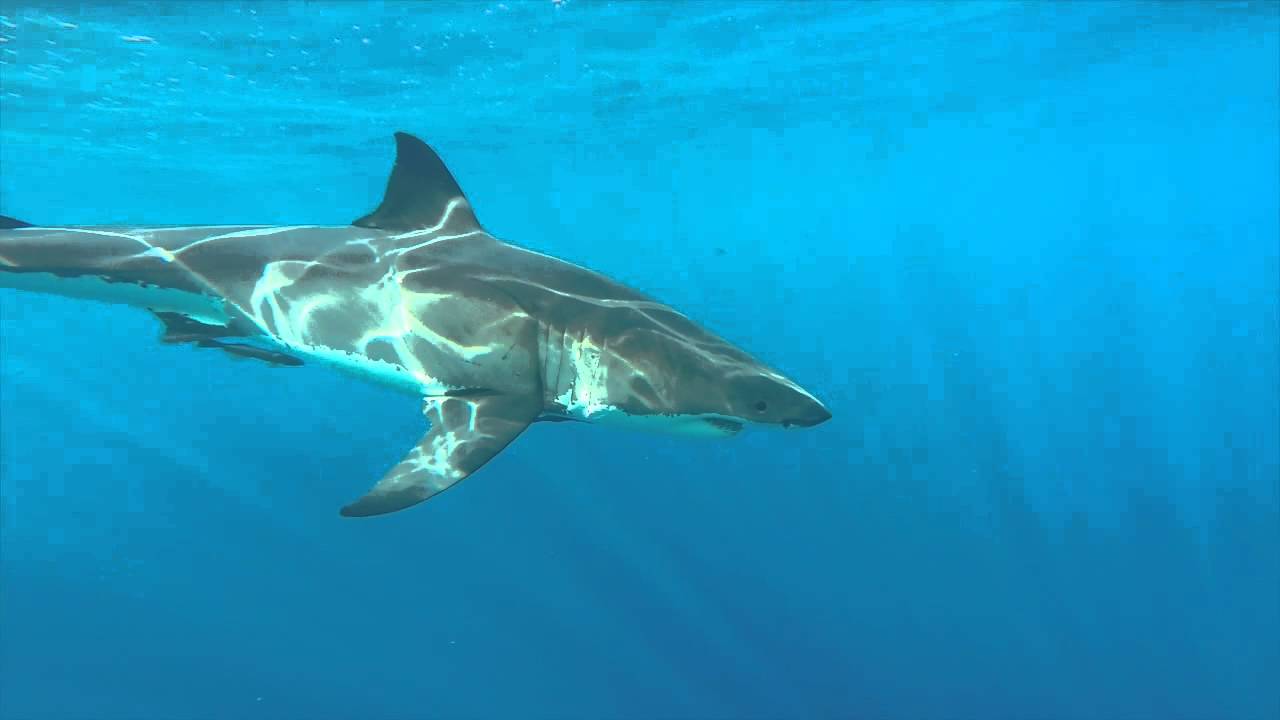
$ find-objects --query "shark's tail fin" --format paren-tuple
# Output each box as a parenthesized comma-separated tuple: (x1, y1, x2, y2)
(0, 215, 34, 229)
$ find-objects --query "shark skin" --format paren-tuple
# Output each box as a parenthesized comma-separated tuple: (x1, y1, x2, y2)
(0, 133, 831, 517)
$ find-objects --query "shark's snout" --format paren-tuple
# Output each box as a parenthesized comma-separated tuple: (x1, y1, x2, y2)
(730, 372, 832, 430)
(782, 400, 832, 428)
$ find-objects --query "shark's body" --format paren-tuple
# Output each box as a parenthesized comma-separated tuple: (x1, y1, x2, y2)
(0, 133, 830, 517)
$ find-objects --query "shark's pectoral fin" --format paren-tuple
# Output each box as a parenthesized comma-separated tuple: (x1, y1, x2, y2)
(339, 392, 541, 518)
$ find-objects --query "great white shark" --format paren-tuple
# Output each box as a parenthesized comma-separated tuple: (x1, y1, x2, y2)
(0, 132, 831, 517)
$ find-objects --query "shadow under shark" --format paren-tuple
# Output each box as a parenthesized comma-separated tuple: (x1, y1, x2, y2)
(0, 133, 831, 517)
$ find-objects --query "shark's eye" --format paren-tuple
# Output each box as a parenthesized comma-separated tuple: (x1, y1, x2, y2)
(754, 401, 768, 413)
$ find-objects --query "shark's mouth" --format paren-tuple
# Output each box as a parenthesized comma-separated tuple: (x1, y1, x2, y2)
(703, 417, 744, 436)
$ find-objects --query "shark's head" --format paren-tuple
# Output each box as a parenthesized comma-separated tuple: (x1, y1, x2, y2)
(710, 366, 834, 432)
(566, 322, 832, 438)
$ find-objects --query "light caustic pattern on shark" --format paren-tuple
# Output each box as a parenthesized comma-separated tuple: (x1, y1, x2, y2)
(0, 132, 831, 518)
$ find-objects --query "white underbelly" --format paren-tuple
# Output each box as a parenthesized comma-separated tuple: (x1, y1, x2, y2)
(583, 407, 742, 437)
(1, 270, 228, 325)
(281, 340, 441, 396)
(1, 271, 452, 398)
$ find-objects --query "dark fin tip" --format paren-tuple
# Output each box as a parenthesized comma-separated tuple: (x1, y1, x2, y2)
(0, 215, 34, 229)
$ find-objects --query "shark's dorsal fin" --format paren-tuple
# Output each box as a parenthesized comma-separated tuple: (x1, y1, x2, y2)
(0, 215, 34, 229)
(353, 132, 481, 234)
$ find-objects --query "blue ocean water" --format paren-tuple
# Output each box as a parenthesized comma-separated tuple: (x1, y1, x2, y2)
(0, 1, 1277, 718)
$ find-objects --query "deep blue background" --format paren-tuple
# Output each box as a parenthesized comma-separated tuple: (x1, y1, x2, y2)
(1, 2, 1277, 718)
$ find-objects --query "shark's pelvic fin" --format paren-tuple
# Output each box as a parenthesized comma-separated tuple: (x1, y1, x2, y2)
(153, 311, 230, 345)
(0, 215, 33, 229)
(340, 392, 540, 517)
(152, 311, 304, 367)
(352, 132, 481, 234)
